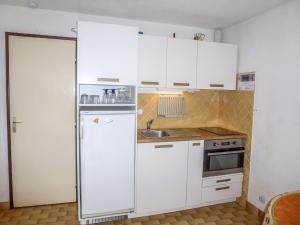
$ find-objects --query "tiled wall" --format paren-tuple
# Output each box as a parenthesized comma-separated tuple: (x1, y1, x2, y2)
(138, 90, 220, 129)
(137, 90, 254, 207)
(218, 91, 254, 206)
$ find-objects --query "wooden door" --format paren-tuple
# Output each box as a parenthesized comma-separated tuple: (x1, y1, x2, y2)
(7, 34, 76, 207)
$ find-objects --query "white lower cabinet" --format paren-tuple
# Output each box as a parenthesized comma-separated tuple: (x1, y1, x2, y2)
(136, 142, 188, 214)
(201, 173, 243, 203)
(186, 140, 204, 207)
(136, 140, 243, 216)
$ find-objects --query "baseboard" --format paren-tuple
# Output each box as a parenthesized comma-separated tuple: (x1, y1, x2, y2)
(129, 198, 236, 218)
(0, 202, 10, 210)
(246, 201, 265, 221)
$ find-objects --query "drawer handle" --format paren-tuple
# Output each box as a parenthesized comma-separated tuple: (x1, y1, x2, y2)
(192, 143, 201, 146)
(216, 178, 231, 183)
(210, 83, 224, 88)
(141, 81, 159, 85)
(216, 186, 230, 191)
(173, 82, 190, 87)
(97, 78, 120, 82)
(155, 144, 173, 149)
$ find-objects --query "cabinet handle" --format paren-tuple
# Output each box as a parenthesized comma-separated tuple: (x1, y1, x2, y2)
(208, 150, 244, 156)
(210, 83, 224, 88)
(192, 143, 201, 146)
(155, 144, 173, 149)
(173, 82, 190, 87)
(80, 118, 84, 139)
(216, 178, 231, 183)
(216, 186, 230, 191)
(141, 81, 159, 85)
(97, 78, 120, 83)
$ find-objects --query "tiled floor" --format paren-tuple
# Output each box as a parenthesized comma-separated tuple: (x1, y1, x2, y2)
(0, 202, 261, 225)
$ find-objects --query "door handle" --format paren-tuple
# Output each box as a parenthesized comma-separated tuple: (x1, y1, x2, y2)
(207, 150, 244, 156)
(80, 118, 84, 139)
(12, 117, 22, 133)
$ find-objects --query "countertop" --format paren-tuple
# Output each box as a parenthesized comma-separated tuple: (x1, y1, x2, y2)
(137, 127, 247, 143)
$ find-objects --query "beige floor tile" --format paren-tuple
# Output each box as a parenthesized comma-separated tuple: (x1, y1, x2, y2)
(0, 202, 260, 225)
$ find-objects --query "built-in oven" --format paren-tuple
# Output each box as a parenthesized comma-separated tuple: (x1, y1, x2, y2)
(203, 139, 244, 177)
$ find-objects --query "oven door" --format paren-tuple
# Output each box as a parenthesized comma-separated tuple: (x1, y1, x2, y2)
(203, 147, 244, 177)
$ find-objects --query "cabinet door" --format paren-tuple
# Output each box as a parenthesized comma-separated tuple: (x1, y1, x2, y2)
(197, 42, 237, 90)
(138, 35, 167, 88)
(167, 38, 197, 89)
(136, 142, 188, 214)
(77, 21, 138, 85)
(186, 140, 204, 207)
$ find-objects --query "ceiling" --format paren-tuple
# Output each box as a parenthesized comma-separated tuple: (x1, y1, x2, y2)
(0, 0, 291, 28)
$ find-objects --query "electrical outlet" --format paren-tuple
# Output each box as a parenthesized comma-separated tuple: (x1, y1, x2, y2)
(138, 109, 143, 115)
(259, 195, 266, 204)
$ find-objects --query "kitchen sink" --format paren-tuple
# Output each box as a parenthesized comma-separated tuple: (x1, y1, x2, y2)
(140, 130, 170, 138)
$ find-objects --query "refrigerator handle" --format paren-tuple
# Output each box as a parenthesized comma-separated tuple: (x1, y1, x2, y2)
(80, 117, 84, 139)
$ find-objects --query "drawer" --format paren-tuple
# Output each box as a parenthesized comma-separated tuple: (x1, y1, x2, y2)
(202, 173, 243, 187)
(201, 182, 242, 203)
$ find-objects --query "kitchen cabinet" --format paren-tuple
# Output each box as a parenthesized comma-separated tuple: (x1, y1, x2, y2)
(166, 38, 197, 89)
(136, 142, 188, 214)
(201, 173, 243, 203)
(77, 21, 138, 85)
(138, 35, 167, 88)
(186, 140, 204, 207)
(197, 42, 237, 90)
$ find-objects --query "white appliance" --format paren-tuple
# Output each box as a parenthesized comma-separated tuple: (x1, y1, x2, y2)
(79, 108, 136, 223)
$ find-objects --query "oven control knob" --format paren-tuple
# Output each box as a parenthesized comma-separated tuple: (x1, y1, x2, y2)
(232, 141, 237, 145)
(213, 142, 218, 146)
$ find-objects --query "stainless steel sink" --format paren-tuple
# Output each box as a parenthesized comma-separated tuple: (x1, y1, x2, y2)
(140, 130, 170, 138)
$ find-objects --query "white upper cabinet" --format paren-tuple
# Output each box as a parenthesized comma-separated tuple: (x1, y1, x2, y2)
(197, 42, 237, 90)
(138, 35, 167, 88)
(77, 21, 138, 85)
(166, 38, 197, 89)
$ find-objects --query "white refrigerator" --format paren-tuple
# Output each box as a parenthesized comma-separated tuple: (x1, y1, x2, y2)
(79, 109, 135, 219)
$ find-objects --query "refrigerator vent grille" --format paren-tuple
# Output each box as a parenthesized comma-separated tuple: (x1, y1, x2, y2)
(158, 95, 184, 117)
(84, 214, 128, 224)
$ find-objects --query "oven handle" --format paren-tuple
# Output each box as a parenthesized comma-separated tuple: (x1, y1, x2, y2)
(207, 150, 244, 156)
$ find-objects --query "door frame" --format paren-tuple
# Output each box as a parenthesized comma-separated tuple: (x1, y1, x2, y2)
(5, 32, 77, 208)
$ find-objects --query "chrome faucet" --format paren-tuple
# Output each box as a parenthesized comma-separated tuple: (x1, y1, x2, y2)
(146, 119, 154, 130)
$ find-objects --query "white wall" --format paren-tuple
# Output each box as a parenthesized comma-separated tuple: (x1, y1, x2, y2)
(222, 0, 300, 211)
(0, 5, 214, 202)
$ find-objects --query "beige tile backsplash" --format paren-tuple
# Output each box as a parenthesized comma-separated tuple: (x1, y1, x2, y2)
(138, 90, 220, 129)
(137, 90, 254, 207)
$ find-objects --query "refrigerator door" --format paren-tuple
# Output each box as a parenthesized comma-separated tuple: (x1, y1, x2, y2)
(80, 112, 135, 216)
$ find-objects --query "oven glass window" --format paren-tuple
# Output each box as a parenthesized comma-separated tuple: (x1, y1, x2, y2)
(209, 153, 239, 171)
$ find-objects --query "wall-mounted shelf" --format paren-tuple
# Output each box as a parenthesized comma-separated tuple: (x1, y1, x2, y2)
(79, 104, 136, 107)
